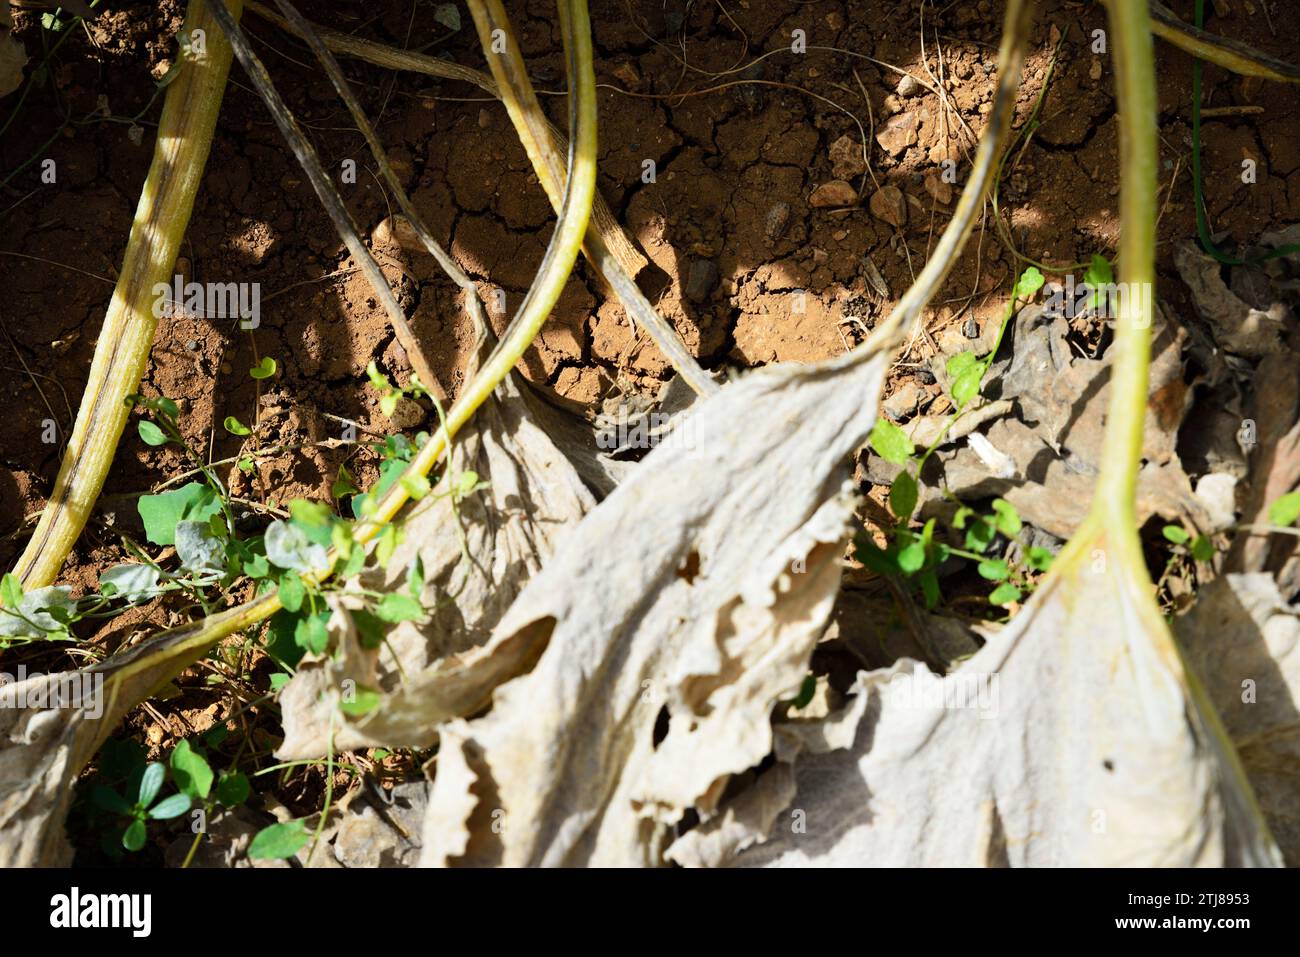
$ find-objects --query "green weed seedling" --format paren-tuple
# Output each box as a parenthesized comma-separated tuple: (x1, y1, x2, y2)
(858, 267, 1052, 612)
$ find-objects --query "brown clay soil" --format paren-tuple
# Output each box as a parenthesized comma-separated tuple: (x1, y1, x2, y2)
(0, 0, 1297, 852)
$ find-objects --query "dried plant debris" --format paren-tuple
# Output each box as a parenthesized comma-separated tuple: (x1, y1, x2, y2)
(1174, 241, 1289, 360)
(866, 305, 1203, 540)
(277, 364, 596, 759)
(713, 551, 1281, 867)
(1175, 573, 1300, 864)
(1227, 353, 1300, 600)
(419, 350, 891, 866)
(0, 5, 25, 98)
(0, 621, 223, 866)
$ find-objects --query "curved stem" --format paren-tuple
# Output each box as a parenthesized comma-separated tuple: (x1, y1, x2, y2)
(1092, 0, 1158, 525)
(12, 0, 241, 589)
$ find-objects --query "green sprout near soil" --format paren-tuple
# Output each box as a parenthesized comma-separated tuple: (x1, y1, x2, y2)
(859, 265, 1052, 614)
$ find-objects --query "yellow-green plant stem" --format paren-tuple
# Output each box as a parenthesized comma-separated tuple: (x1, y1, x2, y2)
(1150, 0, 1300, 83)
(1093, 0, 1159, 526)
(94, 0, 598, 718)
(12, 0, 241, 590)
(246, 0, 715, 397)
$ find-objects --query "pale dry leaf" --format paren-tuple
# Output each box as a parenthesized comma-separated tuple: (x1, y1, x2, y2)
(419, 350, 891, 866)
(1175, 573, 1300, 863)
(728, 550, 1282, 867)
(277, 367, 596, 759)
(876, 304, 1203, 540)
(0, 625, 221, 866)
(1227, 353, 1300, 599)
(0, 6, 26, 100)
(1174, 241, 1286, 359)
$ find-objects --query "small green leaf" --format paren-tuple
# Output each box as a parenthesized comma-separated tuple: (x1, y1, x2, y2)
(1190, 535, 1215, 563)
(965, 518, 995, 554)
(288, 498, 332, 530)
(340, 684, 383, 717)
(869, 419, 915, 465)
(953, 506, 974, 530)
(265, 519, 328, 572)
(918, 569, 941, 609)
(331, 522, 353, 562)
(375, 593, 426, 624)
(155, 397, 180, 420)
(434, 2, 461, 32)
(407, 555, 425, 599)
(977, 559, 1010, 581)
(238, 456, 255, 473)
(1082, 254, 1113, 310)
(278, 574, 305, 613)
(400, 473, 431, 500)
(376, 525, 402, 569)
(92, 785, 133, 815)
(989, 582, 1022, 606)
(1014, 265, 1046, 300)
(1024, 546, 1055, 572)
(223, 415, 251, 436)
(990, 499, 1021, 537)
(452, 470, 482, 501)
(242, 552, 270, 580)
(1162, 524, 1190, 545)
(365, 360, 390, 392)
(170, 739, 213, 800)
(137, 762, 165, 807)
(216, 771, 250, 807)
(951, 365, 983, 408)
(945, 351, 978, 380)
(269, 672, 291, 692)
(249, 357, 277, 380)
(856, 539, 897, 575)
(790, 674, 817, 710)
(331, 465, 359, 500)
(897, 540, 927, 575)
(138, 420, 169, 446)
(248, 821, 310, 861)
(148, 793, 192, 820)
(0, 573, 22, 610)
(138, 483, 222, 546)
(341, 545, 367, 578)
(294, 613, 329, 655)
(1268, 492, 1300, 528)
(122, 819, 148, 852)
(889, 471, 918, 522)
(351, 609, 387, 649)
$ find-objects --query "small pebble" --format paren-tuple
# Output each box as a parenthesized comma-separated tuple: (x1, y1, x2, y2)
(685, 259, 719, 303)
(185, 339, 200, 352)
(963, 317, 980, 338)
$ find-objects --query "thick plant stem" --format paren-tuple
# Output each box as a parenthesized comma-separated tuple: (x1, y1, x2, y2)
(1093, 0, 1158, 526)
(12, 0, 240, 590)
(79, 0, 600, 707)
(1150, 0, 1300, 83)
